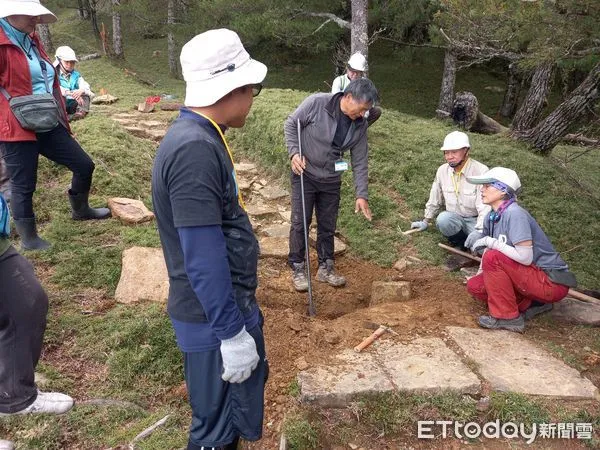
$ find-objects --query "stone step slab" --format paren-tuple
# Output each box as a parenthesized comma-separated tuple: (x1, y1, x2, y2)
(115, 247, 168, 304)
(245, 203, 278, 218)
(258, 236, 288, 258)
(446, 326, 599, 399)
(377, 338, 480, 395)
(258, 185, 289, 201)
(298, 350, 395, 408)
(550, 297, 600, 326)
(107, 197, 154, 224)
(298, 338, 480, 408)
(261, 223, 290, 238)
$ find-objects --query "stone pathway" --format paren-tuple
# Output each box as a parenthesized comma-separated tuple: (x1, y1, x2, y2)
(298, 326, 600, 407)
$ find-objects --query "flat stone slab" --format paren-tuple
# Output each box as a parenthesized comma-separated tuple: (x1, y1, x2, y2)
(245, 203, 278, 218)
(447, 326, 599, 399)
(258, 236, 288, 258)
(262, 223, 290, 238)
(259, 185, 289, 200)
(550, 297, 600, 326)
(108, 197, 154, 224)
(298, 350, 394, 407)
(234, 163, 256, 173)
(370, 281, 412, 306)
(298, 339, 480, 408)
(115, 247, 169, 304)
(378, 339, 480, 395)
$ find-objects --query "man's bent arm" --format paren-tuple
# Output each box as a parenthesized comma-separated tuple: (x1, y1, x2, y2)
(178, 225, 244, 340)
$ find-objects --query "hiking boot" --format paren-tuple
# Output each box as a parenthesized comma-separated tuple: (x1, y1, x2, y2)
(524, 302, 553, 320)
(478, 315, 525, 333)
(291, 262, 308, 292)
(0, 440, 14, 450)
(316, 260, 346, 287)
(0, 391, 73, 416)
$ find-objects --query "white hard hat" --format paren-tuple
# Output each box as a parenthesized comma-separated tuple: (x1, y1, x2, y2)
(347, 52, 367, 72)
(55, 46, 78, 62)
(467, 167, 521, 193)
(440, 131, 470, 151)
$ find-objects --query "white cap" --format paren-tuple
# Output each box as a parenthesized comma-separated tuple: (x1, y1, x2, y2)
(180, 29, 267, 108)
(440, 131, 470, 151)
(0, 0, 56, 24)
(55, 46, 78, 62)
(467, 167, 522, 193)
(347, 52, 367, 72)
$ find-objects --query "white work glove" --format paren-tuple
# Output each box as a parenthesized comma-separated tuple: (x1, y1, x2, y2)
(464, 230, 484, 250)
(220, 326, 260, 384)
(471, 236, 497, 253)
(411, 220, 428, 231)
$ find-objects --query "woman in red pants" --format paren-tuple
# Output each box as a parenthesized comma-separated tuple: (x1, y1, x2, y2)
(464, 167, 577, 332)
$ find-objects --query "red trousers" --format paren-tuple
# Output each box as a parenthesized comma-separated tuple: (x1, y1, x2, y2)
(466, 250, 569, 319)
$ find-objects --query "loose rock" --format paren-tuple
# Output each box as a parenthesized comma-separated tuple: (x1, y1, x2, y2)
(108, 197, 154, 224)
(370, 281, 412, 306)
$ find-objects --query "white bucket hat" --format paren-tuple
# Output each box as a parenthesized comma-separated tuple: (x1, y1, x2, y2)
(0, 0, 57, 24)
(440, 131, 470, 151)
(181, 29, 267, 108)
(55, 46, 78, 62)
(347, 52, 367, 72)
(467, 167, 522, 193)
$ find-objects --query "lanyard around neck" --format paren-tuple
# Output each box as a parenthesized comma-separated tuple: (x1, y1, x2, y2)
(190, 111, 246, 210)
(450, 157, 470, 197)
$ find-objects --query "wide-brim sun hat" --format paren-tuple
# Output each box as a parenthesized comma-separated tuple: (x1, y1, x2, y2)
(441, 130, 470, 151)
(467, 167, 521, 193)
(0, 0, 57, 24)
(181, 28, 267, 108)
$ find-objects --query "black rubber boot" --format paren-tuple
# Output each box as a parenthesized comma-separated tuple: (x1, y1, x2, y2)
(13, 217, 51, 251)
(68, 190, 111, 220)
(447, 229, 469, 250)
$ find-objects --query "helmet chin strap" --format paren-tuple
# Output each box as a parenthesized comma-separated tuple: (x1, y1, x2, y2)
(448, 151, 469, 168)
(58, 59, 73, 73)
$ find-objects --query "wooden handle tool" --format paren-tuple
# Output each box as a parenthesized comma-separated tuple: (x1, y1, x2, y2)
(354, 325, 387, 352)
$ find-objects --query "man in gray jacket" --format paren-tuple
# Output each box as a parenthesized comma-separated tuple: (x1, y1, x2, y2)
(284, 79, 379, 291)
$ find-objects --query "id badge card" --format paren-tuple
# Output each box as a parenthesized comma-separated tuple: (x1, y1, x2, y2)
(334, 160, 348, 172)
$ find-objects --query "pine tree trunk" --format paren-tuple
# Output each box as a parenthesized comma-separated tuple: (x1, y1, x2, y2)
(499, 62, 521, 118)
(167, 0, 178, 77)
(350, 0, 368, 71)
(86, 0, 100, 38)
(36, 24, 53, 54)
(437, 49, 457, 118)
(112, 0, 124, 58)
(514, 61, 600, 155)
(77, 0, 89, 19)
(512, 61, 554, 131)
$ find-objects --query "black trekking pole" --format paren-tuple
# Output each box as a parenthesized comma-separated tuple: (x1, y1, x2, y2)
(297, 119, 316, 317)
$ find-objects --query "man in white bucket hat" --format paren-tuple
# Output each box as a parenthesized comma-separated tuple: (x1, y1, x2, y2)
(411, 131, 490, 270)
(152, 29, 267, 450)
(331, 52, 382, 126)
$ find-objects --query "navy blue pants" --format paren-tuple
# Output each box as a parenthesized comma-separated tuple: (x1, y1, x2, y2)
(1, 125, 95, 219)
(0, 246, 48, 413)
(185, 324, 268, 449)
(288, 172, 341, 267)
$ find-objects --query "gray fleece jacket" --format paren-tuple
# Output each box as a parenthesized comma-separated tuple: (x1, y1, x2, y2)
(283, 92, 369, 199)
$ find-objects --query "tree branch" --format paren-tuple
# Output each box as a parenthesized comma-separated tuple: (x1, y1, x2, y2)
(300, 11, 350, 29)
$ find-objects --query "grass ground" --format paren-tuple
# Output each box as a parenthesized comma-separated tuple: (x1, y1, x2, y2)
(0, 8, 598, 449)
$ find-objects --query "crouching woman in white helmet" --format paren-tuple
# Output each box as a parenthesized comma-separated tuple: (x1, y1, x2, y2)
(465, 167, 577, 333)
(54, 45, 94, 121)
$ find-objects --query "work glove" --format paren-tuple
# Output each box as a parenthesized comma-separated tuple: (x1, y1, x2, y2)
(410, 220, 428, 231)
(464, 230, 484, 250)
(220, 326, 260, 384)
(471, 236, 497, 253)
